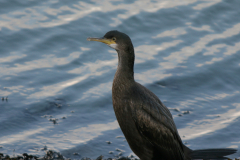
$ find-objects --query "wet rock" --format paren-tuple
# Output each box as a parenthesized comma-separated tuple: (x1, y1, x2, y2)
(49, 118, 58, 124)
(115, 148, 124, 152)
(81, 158, 91, 160)
(117, 157, 131, 160)
(17, 155, 23, 159)
(62, 117, 66, 119)
(43, 150, 64, 159)
(106, 141, 112, 144)
(42, 115, 53, 118)
(41, 145, 48, 151)
(182, 111, 190, 114)
(22, 153, 28, 158)
(71, 111, 75, 113)
(178, 114, 182, 117)
(5, 155, 10, 159)
(56, 104, 62, 108)
(169, 108, 180, 112)
(109, 151, 114, 154)
(128, 154, 134, 158)
(115, 136, 124, 138)
(73, 153, 79, 155)
(96, 155, 103, 160)
(28, 154, 34, 159)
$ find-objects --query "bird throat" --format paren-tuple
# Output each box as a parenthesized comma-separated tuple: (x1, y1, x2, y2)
(114, 49, 135, 83)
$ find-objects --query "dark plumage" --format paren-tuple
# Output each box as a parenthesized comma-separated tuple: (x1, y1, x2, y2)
(87, 30, 237, 160)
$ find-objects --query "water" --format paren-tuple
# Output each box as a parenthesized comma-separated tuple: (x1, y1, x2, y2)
(0, 0, 240, 159)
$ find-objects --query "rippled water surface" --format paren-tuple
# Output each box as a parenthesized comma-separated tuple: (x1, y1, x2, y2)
(1, 0, 240, 159)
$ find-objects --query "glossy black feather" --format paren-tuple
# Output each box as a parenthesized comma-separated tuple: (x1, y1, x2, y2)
(92, 30, 237, 160)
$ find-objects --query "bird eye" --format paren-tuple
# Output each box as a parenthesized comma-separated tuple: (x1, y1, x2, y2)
(112, 37, 116, 41)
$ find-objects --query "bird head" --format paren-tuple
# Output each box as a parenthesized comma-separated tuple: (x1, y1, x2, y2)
(87, 30, 133, 51)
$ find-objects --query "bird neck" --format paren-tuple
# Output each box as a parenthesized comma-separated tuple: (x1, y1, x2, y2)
(114, 48, 135, 82)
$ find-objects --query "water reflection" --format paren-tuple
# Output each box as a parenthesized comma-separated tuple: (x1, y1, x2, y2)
(0, 52, 26, 63)
(0, 0, 222, 31)
(179, 92, 240, 140)
(180, 102, 240, 140)
(1, 0, 240, 157)
(0, 52, 82, 77)
(135, 40, 182, 64)
(153, 28, 186, 38)
(192, 0, 221, 10)
(161, 23, 240, 69)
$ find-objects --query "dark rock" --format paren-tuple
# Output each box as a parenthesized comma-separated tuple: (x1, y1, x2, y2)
(96, 155, 103, 160)
(5, 155, 10, 159)
(117, 157, 131, 160)
(182, 111, 190, 114)
(17, 155, 23, 160)
(81, 158, 91, 160)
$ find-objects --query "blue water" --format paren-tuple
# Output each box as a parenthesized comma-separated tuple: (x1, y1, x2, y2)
(0, 0, 240, 159)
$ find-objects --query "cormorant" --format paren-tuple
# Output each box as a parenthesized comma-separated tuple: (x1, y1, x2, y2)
(87, 30, 237, 160)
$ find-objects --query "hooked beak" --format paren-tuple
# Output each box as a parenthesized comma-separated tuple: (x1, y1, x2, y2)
(87, 37, 116, 45)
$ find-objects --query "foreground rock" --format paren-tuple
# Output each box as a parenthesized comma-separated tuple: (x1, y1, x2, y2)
(0, 150, 238, 160)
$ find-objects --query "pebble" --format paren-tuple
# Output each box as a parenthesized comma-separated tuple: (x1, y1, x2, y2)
(81, 158, 91, 160)
(22, 153, 28, 157)
(96, 155, 103, 160)
(182, 111, 190, 114)
(49, 118, 58, 124)
(117, 157, 131, 160)
(116, 148, 124, 152)
(128, 154, 134, 158)
(56, 104, 62, 108)
(41, 145, 47, 151)
(4, 155, 10, 159)
(169, 108, 180, 112)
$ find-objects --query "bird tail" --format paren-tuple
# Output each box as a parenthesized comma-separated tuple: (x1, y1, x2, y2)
(190, 148, 237, 160)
